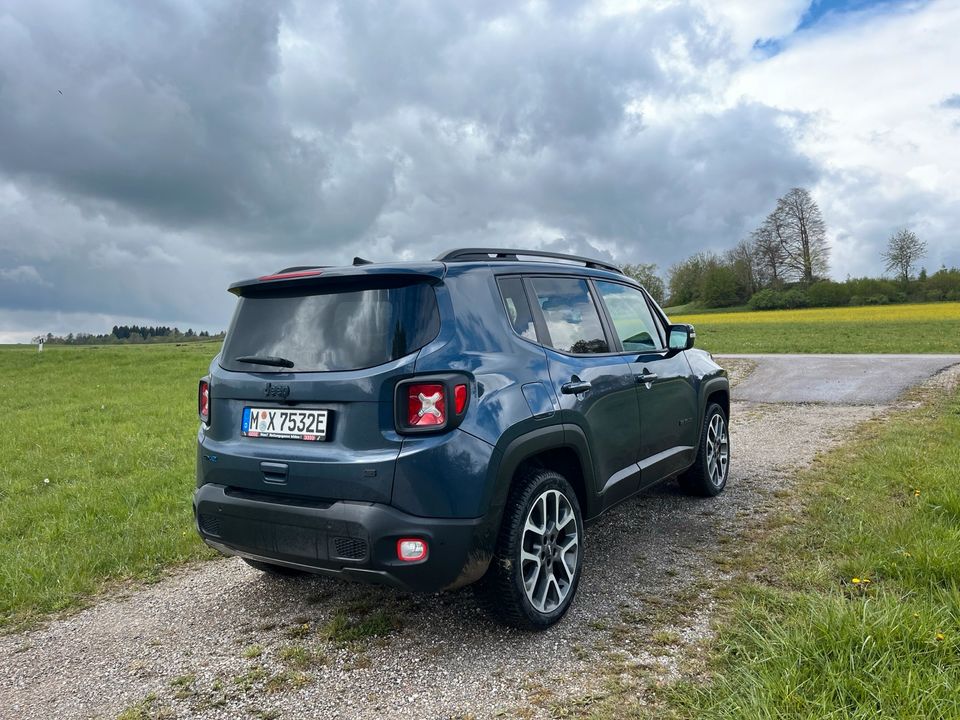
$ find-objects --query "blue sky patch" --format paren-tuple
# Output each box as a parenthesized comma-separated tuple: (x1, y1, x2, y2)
(753, 0, 920, 56)
(797, 0, 903, 30)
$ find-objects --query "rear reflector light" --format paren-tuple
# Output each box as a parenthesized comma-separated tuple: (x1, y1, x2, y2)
(406, 383, 445, 427)
(198, 380, 210, 424)
(397, 538, 428, 562)
(257, 269, 324, 281)
(454, 383, 468, 414)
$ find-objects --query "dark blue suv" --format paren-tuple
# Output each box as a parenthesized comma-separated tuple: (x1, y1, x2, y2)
(194, 248, 730, 629)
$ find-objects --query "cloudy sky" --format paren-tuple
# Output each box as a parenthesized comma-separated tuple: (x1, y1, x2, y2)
(1, 0, 958, 341)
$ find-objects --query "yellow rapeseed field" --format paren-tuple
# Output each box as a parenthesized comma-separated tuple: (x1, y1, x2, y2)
(673, 302, 960, 326)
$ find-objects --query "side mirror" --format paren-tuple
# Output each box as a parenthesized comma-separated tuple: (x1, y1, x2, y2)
(668, 324, 696, 351)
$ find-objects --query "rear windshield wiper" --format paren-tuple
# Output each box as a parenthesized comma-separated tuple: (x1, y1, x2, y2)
(234, 355, 295, 369)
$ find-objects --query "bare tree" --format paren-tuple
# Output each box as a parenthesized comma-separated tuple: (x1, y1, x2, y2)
(881, 228, 926, 283)
(771, 187, 829, 283)
(622, 262, 665, 305)
(725, 239, 759, 297)
(751, 216, 788, 286)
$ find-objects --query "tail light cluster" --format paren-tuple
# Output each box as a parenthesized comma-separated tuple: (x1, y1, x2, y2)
(198, 379, 210, 424)
(395, 375, 470, 434)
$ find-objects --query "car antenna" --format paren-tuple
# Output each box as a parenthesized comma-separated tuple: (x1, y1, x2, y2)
(353, 256, 373, 266)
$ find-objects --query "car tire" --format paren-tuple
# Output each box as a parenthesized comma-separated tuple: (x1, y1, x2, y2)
(477, 467, 584, 630)
(678, 402, 730, 497)
(242, 558, 309, 577)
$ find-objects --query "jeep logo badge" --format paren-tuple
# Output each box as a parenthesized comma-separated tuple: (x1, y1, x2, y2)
(264, 382, 290, 399)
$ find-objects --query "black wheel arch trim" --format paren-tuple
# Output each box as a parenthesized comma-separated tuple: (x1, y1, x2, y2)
(699, 376, 730, 435)
(485, 423, 599, 530)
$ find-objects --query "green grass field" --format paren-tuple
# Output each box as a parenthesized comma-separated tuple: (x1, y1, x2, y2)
(665, 381, 960, 718)
(0, 343, 218, 628)
(671, 302, 960, 354)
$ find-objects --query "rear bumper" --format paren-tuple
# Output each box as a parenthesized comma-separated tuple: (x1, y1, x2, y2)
(193, 483, 490, 592)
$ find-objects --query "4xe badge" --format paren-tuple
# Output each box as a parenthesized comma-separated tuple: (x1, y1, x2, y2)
(264, 382, 291, 399)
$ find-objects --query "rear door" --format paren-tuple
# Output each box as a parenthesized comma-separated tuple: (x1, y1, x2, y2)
(526, 275, 643, 506)
(200, 277, 441, 503)
(592, 280, 699, 483)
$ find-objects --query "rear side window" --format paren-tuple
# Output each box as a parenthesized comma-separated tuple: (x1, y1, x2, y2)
(220, 281, 439, 372)
(497, 277, 538, 341)
(530, 277, 609, 354)
(594, 281, 664, 351)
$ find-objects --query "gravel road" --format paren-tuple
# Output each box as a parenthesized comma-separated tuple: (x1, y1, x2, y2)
(725, 353, 960, 404)
(2, 355, 955, 720)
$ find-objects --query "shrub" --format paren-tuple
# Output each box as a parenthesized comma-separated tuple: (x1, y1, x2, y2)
(700, 265, 741, 308)
(781, 289, 810, 309)
(807, 281, 852, 307)
(748, 288, 783, 310)
(925, 267, 960, 300)
(847, 277, 897, 304)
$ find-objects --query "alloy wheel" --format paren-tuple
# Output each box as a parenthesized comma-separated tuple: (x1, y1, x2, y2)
(520, 489, 580, 614)
(705, 412, 729, 487)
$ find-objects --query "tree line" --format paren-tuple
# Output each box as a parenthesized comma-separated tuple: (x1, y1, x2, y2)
(623, 187, 958, 310)
(32, 326, 224, 345)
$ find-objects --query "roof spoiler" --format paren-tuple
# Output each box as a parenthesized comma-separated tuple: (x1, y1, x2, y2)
(228, 262, 445, 296)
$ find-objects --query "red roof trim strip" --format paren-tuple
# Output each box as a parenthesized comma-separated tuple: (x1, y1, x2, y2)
(257, 270, 324, 281)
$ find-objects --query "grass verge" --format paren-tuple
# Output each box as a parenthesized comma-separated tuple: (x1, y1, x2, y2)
(0, 343, 219, 628)
(661, 375, 960, 718)
(672, 302, 960, 353)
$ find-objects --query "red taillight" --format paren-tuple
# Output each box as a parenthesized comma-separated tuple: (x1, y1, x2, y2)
(257, 269, 324, 281)
(407, 383, 445, 427)
(395, 377, 469, 434)
(454, 383, 468, 414)
(397, 538, 428, 562)
(199, 380, 210, 424)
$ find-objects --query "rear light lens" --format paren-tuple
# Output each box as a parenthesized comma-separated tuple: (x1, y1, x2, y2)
(397, 538, 428, 562)
(198, 380, 210, 424)
(454, 383, 468, 414)
(406, 383, 445, 427)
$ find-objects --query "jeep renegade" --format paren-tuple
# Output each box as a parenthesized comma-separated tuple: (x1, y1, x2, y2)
(194, 248, 730, 630)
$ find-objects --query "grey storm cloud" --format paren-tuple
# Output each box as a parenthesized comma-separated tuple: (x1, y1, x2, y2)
(0, 0, 820, 335)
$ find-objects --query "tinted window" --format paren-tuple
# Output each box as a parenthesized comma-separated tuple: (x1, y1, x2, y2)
(595, 281, 663, 351)
(221, 281, 439, 372)
(530, 277, 609, 354)
(497, 277, 538, 341)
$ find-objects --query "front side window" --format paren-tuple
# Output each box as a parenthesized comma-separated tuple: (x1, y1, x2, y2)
(530, 277, 609, 354)
(595, 281, 663, 351)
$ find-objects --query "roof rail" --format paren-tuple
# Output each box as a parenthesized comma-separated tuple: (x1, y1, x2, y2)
(435, 247, 622, 275)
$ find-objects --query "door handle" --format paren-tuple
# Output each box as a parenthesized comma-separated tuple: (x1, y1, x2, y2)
(636, 371, 658, 384)
(561, 380, 592, 395)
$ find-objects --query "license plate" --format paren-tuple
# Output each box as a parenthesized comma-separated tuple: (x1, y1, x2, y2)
(242, 407, 329, 441)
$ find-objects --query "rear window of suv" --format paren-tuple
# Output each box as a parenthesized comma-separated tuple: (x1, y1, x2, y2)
(220, 281, 440, 372)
